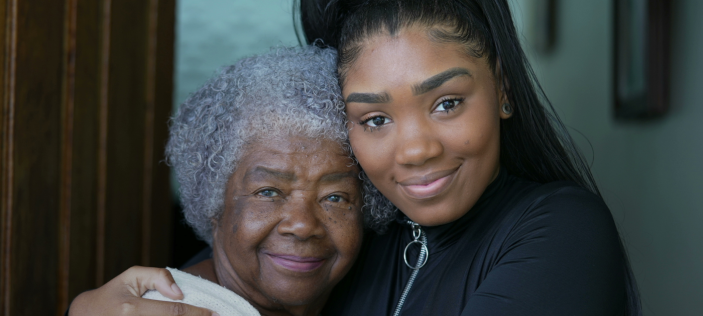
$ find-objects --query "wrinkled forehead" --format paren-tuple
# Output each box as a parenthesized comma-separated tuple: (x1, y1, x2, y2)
(237, 134, 359, 184)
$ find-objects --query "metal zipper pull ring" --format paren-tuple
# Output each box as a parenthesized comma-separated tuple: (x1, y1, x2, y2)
(403, 221, 429, 270)
(394, 221, 429, 316)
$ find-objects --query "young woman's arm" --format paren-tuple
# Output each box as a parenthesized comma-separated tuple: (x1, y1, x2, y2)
(68, 266, 217, 316)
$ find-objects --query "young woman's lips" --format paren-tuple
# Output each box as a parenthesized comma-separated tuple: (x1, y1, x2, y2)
(398, 167, 459, 199)
(266, 254, 325, 272)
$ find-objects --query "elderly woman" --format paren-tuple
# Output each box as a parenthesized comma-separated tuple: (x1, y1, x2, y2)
(69, 46, 364, 316)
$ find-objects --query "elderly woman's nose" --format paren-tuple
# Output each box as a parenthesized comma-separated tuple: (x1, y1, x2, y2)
(277, 194, 327, 240)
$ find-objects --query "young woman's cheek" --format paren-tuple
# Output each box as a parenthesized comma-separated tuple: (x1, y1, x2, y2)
(350, 124, 394, 161)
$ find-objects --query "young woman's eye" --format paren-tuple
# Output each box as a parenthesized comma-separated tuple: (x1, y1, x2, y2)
(325, 195, 345, 203)
(258, 189, 279, 198)
(360, 115, 391, 127)
(435, 98, 464, 113)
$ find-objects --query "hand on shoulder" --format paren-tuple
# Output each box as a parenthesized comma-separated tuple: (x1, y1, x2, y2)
(68, 266, 217, 316)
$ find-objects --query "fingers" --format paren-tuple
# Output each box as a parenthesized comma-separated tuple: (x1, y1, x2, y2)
(150, 268, 184, 301)
(117, 266, 183, 300)
(127, 299, 219, 316)
(69, 266, 220, 316)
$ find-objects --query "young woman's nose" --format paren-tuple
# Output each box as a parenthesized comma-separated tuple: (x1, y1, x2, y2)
(394, 120, 443, 166)
(277, 194, 327, 240)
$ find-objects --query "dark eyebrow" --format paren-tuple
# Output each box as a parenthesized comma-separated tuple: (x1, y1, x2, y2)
(244, 166, 296, 182)
(319, 171, 358, 183)
(412, 67, 472, 95)
(345, 92, 392, 104)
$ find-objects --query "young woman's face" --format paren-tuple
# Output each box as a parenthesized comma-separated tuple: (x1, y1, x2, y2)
(343, 27, 510, 226)
(212, 136, 363, 315)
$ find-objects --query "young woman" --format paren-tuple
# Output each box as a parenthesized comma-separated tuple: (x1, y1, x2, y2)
(69, 1, 641, 315)
(298, 1, 640, 315)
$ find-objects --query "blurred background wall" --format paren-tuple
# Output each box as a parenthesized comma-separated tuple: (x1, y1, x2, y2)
(174, 0, 298, 108)
(510, 0, 703, 315)
(174, 0, 703, 315)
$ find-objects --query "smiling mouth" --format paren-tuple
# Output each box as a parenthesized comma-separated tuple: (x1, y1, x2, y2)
(266, 254, 326, 272)
(397, 167, 459, 199)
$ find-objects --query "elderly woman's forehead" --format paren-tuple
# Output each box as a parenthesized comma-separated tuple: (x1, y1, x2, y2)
(244, 135, 347, 158)
(232, 141, 359, 190)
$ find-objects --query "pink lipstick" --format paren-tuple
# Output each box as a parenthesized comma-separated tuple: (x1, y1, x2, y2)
(267, 254, 325, 272)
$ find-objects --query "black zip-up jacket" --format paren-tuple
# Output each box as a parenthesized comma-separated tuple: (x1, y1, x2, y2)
(322, 170, 626, 315)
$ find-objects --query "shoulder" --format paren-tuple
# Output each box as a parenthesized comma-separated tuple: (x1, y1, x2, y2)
(468, 179, 628, 314)
(534, 181, 606, 210)
(506, 178, 613, 225)
(142, 268, 261, 316)
(508, 177, 604, 209)
(499, 178, 622, 257)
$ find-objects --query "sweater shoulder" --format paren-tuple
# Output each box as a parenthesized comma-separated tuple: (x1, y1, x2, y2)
(142, 268, 260, 316)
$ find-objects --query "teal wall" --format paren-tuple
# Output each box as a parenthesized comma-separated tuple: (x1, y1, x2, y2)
(511, 0, 703, 315)
(174, 0, 299, 108)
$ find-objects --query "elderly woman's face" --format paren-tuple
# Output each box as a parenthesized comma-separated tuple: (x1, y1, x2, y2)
(211, 136, 363, 314)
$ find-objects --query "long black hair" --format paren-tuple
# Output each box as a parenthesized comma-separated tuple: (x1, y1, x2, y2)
(295, 0, 641, 315)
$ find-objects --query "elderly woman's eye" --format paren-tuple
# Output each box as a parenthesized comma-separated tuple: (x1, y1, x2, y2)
(326, 195, 344, 203)
(258, 189, 279, 197)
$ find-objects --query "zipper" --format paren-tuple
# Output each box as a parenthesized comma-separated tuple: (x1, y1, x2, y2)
(392, 221, 429, 316)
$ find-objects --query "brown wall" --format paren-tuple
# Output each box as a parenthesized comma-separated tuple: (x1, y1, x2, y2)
(0, 0, 175, 315)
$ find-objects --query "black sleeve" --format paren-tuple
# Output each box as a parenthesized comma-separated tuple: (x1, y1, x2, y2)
(462, 187, 626, 316)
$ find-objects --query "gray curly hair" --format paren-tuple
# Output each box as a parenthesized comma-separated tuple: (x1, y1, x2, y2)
(166, 45, 398, 244)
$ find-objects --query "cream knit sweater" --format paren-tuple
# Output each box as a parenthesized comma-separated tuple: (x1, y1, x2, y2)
(142, 268, 260, 316)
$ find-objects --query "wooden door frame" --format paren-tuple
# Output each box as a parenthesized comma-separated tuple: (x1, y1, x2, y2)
(0, 1, 175, 314)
